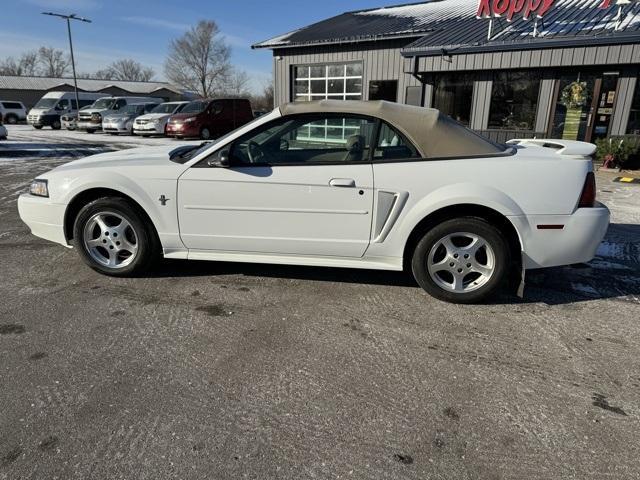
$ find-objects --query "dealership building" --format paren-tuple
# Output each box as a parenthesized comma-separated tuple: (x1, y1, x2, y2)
(253, 0, 640, 142)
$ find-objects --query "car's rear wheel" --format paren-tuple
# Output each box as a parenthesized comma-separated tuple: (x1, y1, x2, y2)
(33, 125, 43, 130)
(411, 217, 510, 304)
(5, 114, 18, 124)
(73, 197, 158, 277)
(51, 120, 61, 130)
(200, 127, 211, 140)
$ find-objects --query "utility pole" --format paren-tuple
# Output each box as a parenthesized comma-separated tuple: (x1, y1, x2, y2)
(41, 12, 91, 116)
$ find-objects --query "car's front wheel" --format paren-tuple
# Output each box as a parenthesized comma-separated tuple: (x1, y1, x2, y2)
(73, 197, 158, 277)
(411, 217, 510, 304)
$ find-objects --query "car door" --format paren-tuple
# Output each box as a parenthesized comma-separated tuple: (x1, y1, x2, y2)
(177, 114, 376, 257)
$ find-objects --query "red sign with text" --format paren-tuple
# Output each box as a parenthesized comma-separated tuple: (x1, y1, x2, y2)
(476, 0, 556, 21)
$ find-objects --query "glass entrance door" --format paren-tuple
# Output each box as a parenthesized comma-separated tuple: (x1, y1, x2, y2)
(549, 72, 619, 142)
(550, 73, 596, 141)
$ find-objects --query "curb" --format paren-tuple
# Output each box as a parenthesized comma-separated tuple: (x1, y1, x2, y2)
(613, 177, 640, 184)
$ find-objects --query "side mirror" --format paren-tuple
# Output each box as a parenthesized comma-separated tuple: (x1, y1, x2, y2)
(207, 150, 230, 167)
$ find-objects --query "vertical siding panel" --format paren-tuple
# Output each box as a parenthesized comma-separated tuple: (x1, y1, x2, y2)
(535, 78, 555, 134)
(595, 46, 609, 64)
(561, 48, 573, 65)
(611, 75, 637, 135)
(619, 45, 633, 64)
(583, 47, 597, 64)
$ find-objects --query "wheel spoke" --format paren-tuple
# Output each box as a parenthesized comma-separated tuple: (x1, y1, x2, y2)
(451, 273, 465, 292)
(471, 262, 493, 278)
(94, 215, 109, 234)
(86, 238, 103, 248)
(441, 237, 457, 256)
(119, 237, 137, 254)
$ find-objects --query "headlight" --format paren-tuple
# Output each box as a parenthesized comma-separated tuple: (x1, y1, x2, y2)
(29, 179, 49, 197)
(151, 119, 160, 125)
(184, 117, 196, 123)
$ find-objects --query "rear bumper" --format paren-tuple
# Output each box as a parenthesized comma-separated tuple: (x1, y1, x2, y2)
(17, 194, 69, 247)
(511, 204, 610, 269)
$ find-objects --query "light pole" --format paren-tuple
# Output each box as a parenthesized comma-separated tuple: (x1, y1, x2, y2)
(41, 12, 91, 117)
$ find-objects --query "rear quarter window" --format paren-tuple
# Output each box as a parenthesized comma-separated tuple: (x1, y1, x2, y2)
(2, 102, 23, 109)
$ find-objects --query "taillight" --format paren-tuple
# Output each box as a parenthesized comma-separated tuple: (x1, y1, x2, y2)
(578, 172, 596, 208)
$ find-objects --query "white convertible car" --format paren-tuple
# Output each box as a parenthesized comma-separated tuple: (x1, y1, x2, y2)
(18, 101, 610, 303)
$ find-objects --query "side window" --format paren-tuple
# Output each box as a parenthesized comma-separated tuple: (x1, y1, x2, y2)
(115, 99, 126, 110)
(211, 102, 223, 115)
(3, 102, 22, 109)
(80, 100, 93, 108)
(374, 122, 420, 160)
(144, 104, 155, 113)
(230, 115, 376, 165)
(57, 99, 70, 110)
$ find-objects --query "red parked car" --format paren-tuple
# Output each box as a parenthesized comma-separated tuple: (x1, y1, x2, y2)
(166, 98, 253, 140)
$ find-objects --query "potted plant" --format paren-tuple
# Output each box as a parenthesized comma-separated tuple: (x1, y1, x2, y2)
(595, 138, 634, 170)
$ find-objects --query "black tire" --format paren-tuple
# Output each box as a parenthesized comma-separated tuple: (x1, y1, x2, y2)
(33, 125, 43, 130)
(200, 127, 211, 140)
(51, 120, 61, 130)
(86, 129, 95, 134)
(5, 114, 18, 124)
(411, 217, 511, 304)
(73, 197, 159, 277)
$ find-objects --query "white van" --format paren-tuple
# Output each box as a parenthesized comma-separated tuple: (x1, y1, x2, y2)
(27, 92, 107, 130)
(77, 96, 164, 133)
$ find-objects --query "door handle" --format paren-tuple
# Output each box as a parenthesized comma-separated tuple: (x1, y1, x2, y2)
(329, 178, 356, 188)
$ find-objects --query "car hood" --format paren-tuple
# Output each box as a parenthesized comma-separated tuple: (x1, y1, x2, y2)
(137, 113, 170, 121)
(51, 146, 187, 173)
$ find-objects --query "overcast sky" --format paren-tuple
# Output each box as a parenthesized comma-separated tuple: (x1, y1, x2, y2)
(0, 0, 379, 92)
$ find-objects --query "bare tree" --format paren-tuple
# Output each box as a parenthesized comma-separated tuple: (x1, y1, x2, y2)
(98, 59, 155, 82)
(164, 20, 232, 98)
(0, 51, 39, 76)
(250, 79, 274, 111)
(223, 69, 250, 97)
(38, 47, 71, 77)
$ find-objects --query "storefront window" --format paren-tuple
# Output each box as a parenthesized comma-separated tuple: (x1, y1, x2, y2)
(626, 79, 640, 135)
(293, 63, 363, 102)
(432, 74, 474, 126)
(488, 71, 541, 131)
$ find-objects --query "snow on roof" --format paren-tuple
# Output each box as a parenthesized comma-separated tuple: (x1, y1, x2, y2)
(253, 0, 640, 51)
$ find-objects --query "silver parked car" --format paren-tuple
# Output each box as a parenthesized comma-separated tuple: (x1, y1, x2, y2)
(102, 103, 160, 135)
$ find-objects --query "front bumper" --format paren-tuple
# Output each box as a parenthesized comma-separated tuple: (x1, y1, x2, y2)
(17, 194, 69, 247)
(166, 123, 198, 137)
(77, 120, 102, 131)
(511, 203, 611, 269)
(134, 123, 163, 135)
(103, 121, 132, 133)
(27, 114, 59, 127)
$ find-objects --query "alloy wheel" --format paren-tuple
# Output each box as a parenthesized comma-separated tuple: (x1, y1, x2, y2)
(427, 232, 495, 293)
(82, 212, 139, 269)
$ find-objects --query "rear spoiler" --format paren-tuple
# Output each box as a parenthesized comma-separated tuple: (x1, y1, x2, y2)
(506, 139, 596, 157)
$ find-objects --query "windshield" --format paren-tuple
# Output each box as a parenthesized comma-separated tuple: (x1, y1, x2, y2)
(121, 105, 141, 115)
(181, 101, 206, 114)
(91, 98, 116, 109)
(34, 98, 59, 109)
(171, 114, 270, 164)
(151, 103, 181, 114)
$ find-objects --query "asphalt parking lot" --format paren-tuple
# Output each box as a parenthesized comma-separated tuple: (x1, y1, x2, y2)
(1, 126, 640, 479)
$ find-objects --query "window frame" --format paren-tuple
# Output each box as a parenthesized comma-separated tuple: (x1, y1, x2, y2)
(292, 62, 364, 102)
(224, 113, 381, 167)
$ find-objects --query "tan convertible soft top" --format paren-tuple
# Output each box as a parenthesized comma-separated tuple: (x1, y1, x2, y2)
(280, 100, 505, 158)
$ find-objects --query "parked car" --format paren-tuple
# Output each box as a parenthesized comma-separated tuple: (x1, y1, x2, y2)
(77, 96, 163, 133)
(27, 92, 105, 130)
(166, 98, 253, 140)
(17, 100, 610, 303)
(0, 100, 27, 124)
(61, 105, 92, 130)
(133, 101, 189, 137)
(0, 119, 7, 140)
(102, 103, 160, 135)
